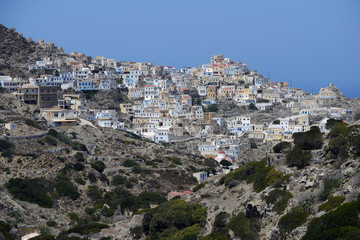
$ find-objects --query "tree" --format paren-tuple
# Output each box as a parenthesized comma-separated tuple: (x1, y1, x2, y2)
(293, 126, 323, 150)
(286, 145, 312, 169)
(220, 160, 232, 167)
(205, 104, 218, 112)
(273, 142, 291, 153)
(249, 103, 258, 110)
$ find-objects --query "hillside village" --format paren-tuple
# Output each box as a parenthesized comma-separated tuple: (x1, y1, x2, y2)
(1, 27, 358, 167)
(1, 25, 360, 240)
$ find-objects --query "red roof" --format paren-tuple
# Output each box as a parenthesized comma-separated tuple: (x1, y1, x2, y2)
(218, 150, 226, 154)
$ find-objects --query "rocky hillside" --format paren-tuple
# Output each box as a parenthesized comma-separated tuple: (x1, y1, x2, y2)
(1, 97, 360, 239)
(0, 24, 69, 77)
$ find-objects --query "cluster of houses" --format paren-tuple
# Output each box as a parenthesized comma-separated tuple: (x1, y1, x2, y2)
(1, 46, 357, 161)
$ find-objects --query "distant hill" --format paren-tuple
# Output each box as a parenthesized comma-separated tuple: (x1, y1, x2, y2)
(0, 24, 69, 77)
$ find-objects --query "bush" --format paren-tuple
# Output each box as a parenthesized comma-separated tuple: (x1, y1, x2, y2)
(278, 206, 310, 235)
(55, 174, 80, 200)
(122, 159, 139, 167)
(193, 183, 206, 192)
(132, 165, 142, 174)
(319, 195, 345, 212)
(5, 178, 53, 208)
(74, 152, 85, 162)
(91, 161, 106, 173)
(293, 126, 323, 150)
(327, 122, 349, 139)
(303, 195, 360, 240)
(325, 119, 344, 130)
(273, 120, 280, 124)
(25, 119, 42, 129)
(112, 175, 127, 186)
(213, 211, 230, 229)
(265, 189, 293, 214)
(73, 162, 85, 171)
(66, 222, 109, 235)
(37, 139, 45, 145)
(227, 212, 260, 240)
(44, 136, 57, 146)
(250, 142, 257, 149)
(0, 139, 14, 152)
(248, 102, 258, 110)
(46, 220, 57, 227)
(319, 178, 341, 201)
(75, 177, 86, 185)
(285, 145, 312, 169)
(30, 234, 55, 240)
(48, 129, 87, 151)
(205, 104, 218, 112)
(220, 159, 232, 167)
(220, 159, 285, 192)
(87, 186, 103, 200)
(88, 173, 97, 183)
(0, 220, 15, 240)
(167, 157, 182, 165)
(142, 199, 206, 240)
(273, 142, 291, 153)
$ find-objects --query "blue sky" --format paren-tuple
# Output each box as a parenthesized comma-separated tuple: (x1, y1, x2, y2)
(1, 0, 360, 97)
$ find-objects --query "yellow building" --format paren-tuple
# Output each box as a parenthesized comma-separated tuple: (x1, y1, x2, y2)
(203, 112, 216, 120)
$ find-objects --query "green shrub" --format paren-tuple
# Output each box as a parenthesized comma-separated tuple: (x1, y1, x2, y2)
(250, 142, 257, 149)
(0, 139, 14, 151)
(100, 174, 109, 184)
(273, 142, 292, 153)
(130, 226, 143, 239)
(73, 162, 85, 172)
(167, 157, 182, 165)
(142, 199, 206, 240)
(44, 136, 57, 146)
(326, 119, 344, 130)
(66, 222, 108, 235)
(132, 165, 143, 174)
(46, 220, 57, 227)
(30, 234, 55, 240)
(37, 139, 45, 145)
(91, 161, 106, 173)
(303, 195, 360, 240)
(87, 186, 103, 200)
(265, 189, 293, 214)
(88, 173, 97, 183)
(278, 206, 310, 235)
(285, 145, 312, 169)
(327, 122, 350, 139)
(5, 178, 53, 208)
(25, 119, 42, 129)
(273, 119, 280, 124)
(0, 220, 15, 240)
(48, 129, 87, 151)
(220, 159, 285, 192)
(205, 104, 218, 112)
(112, 175, 127, 186)
(193, 183, 206, 192)
(74, 152, 85, 162)
(213, 211, 230, 229)
(319, 178, 341, 201)
(220, 159, 232, 167)
(227, 212, 260, 240)
(123, 159, 139, 167)
(319, 195, 345, 212)
(293, 126, 323, 150)
(75, 177, 86, 185)
(55, 174, 80, 200)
